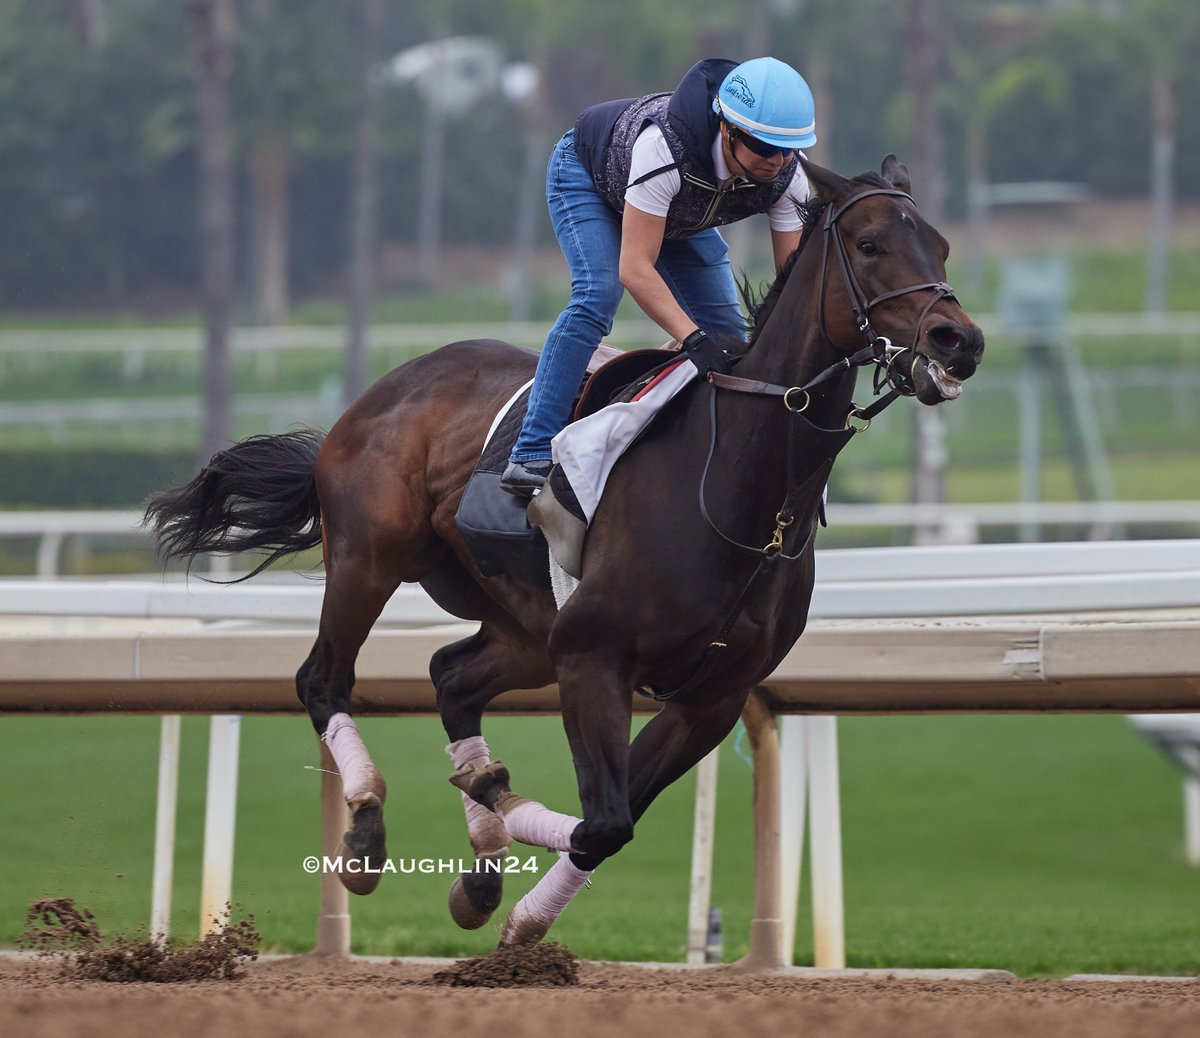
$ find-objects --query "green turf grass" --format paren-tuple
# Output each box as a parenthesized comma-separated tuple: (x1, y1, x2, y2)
(2, 711, 1196, 976)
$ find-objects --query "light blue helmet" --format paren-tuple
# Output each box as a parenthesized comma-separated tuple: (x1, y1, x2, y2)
(712, 57, 816, 149)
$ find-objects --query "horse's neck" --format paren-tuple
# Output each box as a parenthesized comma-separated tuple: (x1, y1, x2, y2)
(690, 321, 857, 533)
(735, 268, 858, 429)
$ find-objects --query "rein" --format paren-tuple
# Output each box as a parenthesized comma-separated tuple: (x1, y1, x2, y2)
(702, 183, 964, 552)
(636, 184, 958, 703)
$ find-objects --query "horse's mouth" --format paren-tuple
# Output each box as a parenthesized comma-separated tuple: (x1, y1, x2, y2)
(912, 356, 964, 403)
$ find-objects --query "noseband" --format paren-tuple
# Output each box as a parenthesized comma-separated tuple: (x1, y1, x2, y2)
(819, 186, 959, 398)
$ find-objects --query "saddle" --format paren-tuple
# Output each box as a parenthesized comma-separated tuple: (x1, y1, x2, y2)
(454, 344, 684, 587)
(573, 346, 683, 420)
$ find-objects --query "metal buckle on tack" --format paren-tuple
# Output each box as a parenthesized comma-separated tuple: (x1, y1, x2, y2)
(782, 386, 810, 413)
(845, 407, 872, 433)
(763, 512, 794, 556)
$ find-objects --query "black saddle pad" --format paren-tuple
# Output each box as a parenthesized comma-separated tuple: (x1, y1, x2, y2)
(453, 384, 550, 586)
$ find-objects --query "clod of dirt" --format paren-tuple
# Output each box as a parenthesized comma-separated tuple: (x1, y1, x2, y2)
(20, 899, 261, 983)
(432, 941, 581, 988)
(19, 899, 102, 953)
(73, 916, 261, 983)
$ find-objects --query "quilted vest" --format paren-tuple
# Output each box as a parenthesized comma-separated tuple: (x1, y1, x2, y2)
(572, 59, 797, 240)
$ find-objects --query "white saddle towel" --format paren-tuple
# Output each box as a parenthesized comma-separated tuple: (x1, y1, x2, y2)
(551, 357, 699, 525)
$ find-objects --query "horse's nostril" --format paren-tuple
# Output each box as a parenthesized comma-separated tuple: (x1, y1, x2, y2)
(926, 323, 967, 354)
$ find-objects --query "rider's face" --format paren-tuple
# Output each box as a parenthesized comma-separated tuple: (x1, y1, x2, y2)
(722, 124, 793, 182)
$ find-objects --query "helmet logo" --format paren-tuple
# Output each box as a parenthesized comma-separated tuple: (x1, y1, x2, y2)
(724, 75, 756, 110)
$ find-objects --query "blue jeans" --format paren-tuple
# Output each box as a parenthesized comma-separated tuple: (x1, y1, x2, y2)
(510, 131, 745, 463)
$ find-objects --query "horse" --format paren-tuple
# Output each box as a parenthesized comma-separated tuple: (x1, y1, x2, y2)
(145, 154, 984, 948)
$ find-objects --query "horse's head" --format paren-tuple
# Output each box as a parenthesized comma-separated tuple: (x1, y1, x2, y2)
(800, 154, 984, 405)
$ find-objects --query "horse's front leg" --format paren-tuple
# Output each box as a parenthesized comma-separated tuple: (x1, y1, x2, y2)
(451, 652, 633, 944)
(557, 651, 636, 862)
(623, 686, 750, 823)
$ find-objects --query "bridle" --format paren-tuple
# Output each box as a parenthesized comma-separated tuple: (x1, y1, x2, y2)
(637, 184, 962, 703)
(817, 186, 959, 402)
(709, 184, 961, 415)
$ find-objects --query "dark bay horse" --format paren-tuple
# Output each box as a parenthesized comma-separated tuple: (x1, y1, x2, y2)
(146, 155, 983, 946)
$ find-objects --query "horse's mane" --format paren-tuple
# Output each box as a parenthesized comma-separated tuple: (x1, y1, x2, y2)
(741, 170, 894, 348)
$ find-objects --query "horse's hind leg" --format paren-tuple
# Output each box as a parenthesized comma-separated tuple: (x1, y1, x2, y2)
(432, 621, 554, 929)
(298, 554, 403, 896)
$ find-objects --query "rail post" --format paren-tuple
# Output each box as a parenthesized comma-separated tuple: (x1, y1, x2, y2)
(734, 688, 787, 970)
(199, 715, 241, 935)
(150, 715, 182, 939)
(314, 737, 351, 956)
(685, 748, 720, 964)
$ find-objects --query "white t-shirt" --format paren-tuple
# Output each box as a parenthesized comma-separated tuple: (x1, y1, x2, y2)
(624, 124, 809, 231)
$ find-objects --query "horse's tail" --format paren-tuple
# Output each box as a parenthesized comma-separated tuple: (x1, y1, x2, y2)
(144, 429, 326, 582)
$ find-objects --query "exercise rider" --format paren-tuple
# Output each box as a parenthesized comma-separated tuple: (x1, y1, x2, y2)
(502, 56, 818, 496)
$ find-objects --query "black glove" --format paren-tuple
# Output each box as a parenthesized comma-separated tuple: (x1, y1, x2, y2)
(681, 329, 732, 376)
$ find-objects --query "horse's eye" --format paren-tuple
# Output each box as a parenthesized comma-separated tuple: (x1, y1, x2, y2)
(858, 239, 878, 257)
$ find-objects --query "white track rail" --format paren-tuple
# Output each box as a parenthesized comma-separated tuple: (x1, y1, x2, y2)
(2, 538, 1198, 620)
(4, 508, 1200, 578)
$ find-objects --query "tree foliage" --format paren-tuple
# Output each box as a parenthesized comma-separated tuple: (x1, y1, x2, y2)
(0, 0, 1195, 312)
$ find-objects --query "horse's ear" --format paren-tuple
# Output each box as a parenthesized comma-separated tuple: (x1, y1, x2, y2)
(881, 154, 912, 194)
(798, 155, 847, 203)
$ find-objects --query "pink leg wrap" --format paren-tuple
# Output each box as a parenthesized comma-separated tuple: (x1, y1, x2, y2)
(502, 800, 582, 853)
(446, 737, 509, 856)
(323, 713, 377, 802)
(504, 854, 591, 940)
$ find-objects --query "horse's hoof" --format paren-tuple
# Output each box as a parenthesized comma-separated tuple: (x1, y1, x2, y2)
(448, 861, 505, 930)
(499, 908, 551, 947)
(448, 761, 511, 810)
(335, 796, 387, 896)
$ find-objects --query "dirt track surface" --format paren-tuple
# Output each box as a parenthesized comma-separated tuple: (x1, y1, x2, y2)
(3, 956, 1199, 1038)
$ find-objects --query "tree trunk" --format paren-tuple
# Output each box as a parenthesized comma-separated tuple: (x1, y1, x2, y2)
(508, 49, 550, 323)
(905, 0, 946, 224)
(1145, 71, 1175, 317)
(250, 146, 289, 327)
(963, 118, 988, 296)
(343, 0, 384, 406)
(905, 0, 947, 529)
(188, 0, 236, 464)
(803, 48, 834, 168)
(416, 26, 449, 289)
(723, 0, 773, 275)
(71, 0, 107, 49)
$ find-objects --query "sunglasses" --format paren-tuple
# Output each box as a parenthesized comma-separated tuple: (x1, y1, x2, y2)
(729, 125, 795, 160)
